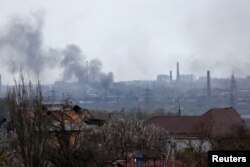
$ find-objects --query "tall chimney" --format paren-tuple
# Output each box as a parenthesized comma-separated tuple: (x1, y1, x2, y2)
(230, 72, 236, 107)
(177, 62, 180, 81)
(86, 61, 89, 84)
(83, 61, 89, 98)
(170, 70, 173, 82)
(207, 70, 211, 97)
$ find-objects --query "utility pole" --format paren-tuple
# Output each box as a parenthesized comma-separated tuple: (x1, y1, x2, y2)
(177, 100, 181, 116)
(165, 138, 176, 167)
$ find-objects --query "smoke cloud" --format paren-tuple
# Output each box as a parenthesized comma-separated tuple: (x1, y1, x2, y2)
(88, 59, 114, 89)
(184, 0, 250, 77)
(0, 14, 45, 75)
(0, 13, 113, 88)
(61, 45, 85, 82)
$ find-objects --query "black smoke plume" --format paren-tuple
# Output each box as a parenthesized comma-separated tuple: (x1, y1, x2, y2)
(0, 13, 113, 89)
(0, 14, 45, 75)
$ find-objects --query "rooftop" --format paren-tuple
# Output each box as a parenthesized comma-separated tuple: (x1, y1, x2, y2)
(145, 107, 246, 138)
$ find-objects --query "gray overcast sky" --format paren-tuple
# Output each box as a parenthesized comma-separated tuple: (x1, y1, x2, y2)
(1, 0, 250, 84)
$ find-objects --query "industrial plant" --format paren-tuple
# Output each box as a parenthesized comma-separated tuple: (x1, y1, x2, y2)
(1, 62, 249, 119)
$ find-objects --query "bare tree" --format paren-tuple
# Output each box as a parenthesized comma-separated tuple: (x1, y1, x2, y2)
(91, 115, 169, 166)
(7, 75, 50, 167)
(46, 106, 95, 167)
(212, 124, 250, 151)
(6, 75, 169, 167)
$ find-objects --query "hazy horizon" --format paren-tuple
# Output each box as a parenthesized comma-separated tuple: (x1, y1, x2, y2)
(0, 0, 250, 84)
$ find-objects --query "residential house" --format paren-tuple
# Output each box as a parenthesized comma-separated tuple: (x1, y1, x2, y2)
(8, 103, 105, 148)
(145, 107, 246, 151)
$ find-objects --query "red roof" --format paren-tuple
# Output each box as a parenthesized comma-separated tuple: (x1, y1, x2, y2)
(201, 108, 245, 137)
(145, 107, 246, 138)
(145, 116, 200, 136)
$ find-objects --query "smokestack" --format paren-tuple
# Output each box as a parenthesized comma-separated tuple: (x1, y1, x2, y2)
(176, 62, 180, 81)
(207, 70, 211, 97)
(230, 72, 236, 107)
(83, 61, 89, 98)
(170, 70, 173, 82)
(86, 61, 89, 84)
